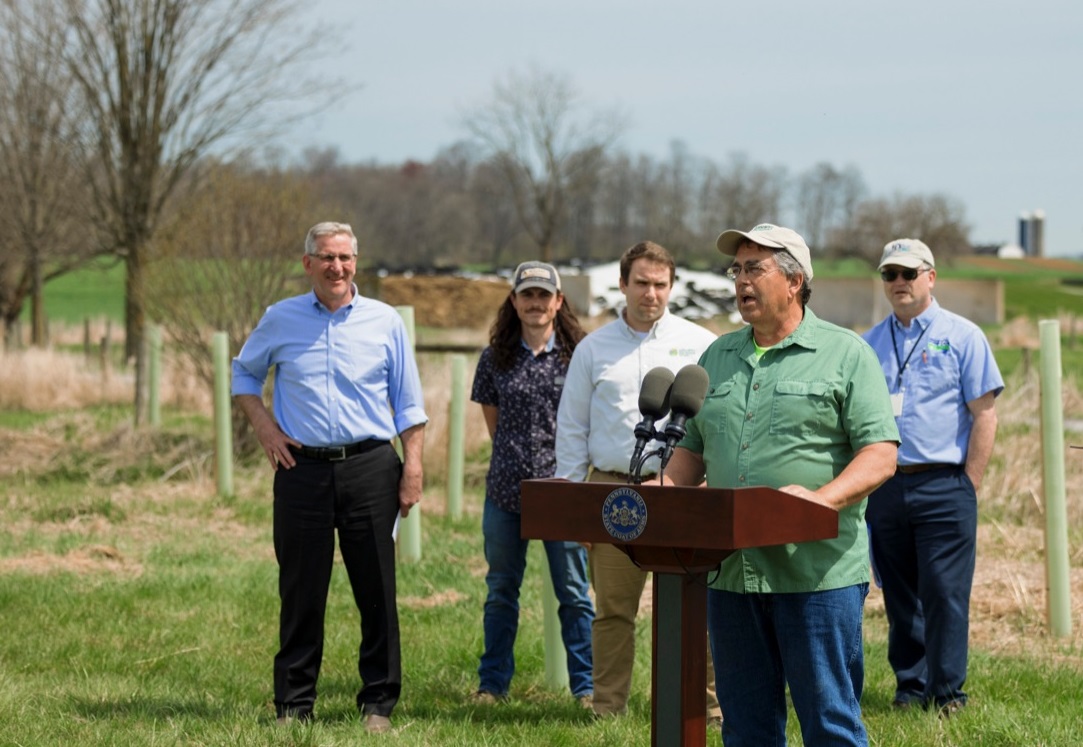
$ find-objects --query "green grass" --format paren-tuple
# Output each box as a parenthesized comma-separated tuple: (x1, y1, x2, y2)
(1, 425, 1081, 746)
(34, 256, 127, 323)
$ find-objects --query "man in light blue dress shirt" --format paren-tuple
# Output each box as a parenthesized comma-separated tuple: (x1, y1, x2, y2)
(862, 238, 1003, 717)
(232, 221, 427, 733)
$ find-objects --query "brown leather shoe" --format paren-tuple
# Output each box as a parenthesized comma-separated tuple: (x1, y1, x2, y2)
(469, 690, 507, 705)
(364, 714, 392, 733)
(938, 700, 966, 718)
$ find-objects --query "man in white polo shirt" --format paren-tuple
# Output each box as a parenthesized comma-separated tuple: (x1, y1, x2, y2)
(555, 240, 719, 724)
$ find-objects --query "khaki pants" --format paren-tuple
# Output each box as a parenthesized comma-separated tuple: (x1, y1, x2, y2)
(587, 470, 721, 720)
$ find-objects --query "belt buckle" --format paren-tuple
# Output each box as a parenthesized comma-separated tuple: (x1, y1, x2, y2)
(328, 446, 347, 461)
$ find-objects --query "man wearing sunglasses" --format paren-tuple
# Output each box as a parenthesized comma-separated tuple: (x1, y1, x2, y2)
(862, 238, 1004, 717)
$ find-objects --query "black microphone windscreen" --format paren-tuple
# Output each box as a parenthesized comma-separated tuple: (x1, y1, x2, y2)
(638, 367, 675, 419)
(669, 364, 709, 417)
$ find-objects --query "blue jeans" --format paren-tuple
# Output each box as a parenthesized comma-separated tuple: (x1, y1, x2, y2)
(478, 500, 594, 697)
(707, 585, 869, 747)
(866, 467, 977, 708)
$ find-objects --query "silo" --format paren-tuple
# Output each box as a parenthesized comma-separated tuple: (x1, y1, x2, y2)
(1029, 209, 1045, 257)
(1018, 211, 1032, 254)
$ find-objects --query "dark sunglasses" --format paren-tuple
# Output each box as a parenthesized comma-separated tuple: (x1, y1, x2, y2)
(880, 267, 927, 282)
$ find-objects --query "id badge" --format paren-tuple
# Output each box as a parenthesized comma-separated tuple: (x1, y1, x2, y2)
(890, 391, 904, 417)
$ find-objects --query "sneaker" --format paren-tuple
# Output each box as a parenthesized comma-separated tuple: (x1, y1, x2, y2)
(577, 693, 594, 710)
(364, 713, 392, 733)
(469, 690, 506, 705)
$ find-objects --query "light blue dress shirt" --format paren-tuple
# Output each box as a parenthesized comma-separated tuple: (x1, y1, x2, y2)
(863, 298, 1003, 466)
(231, 287, 428, 447)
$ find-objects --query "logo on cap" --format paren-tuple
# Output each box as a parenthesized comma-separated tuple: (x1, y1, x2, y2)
(519, 268, 553, 281)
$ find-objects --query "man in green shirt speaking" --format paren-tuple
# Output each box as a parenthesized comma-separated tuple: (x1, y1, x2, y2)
(663, 223, 899, 746)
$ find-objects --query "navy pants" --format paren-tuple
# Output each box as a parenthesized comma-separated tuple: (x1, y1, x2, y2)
(866, 466, 977, 708)
(272, 444, 402, 718)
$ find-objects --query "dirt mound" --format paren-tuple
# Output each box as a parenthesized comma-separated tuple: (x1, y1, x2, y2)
(378, 275, 510, 329)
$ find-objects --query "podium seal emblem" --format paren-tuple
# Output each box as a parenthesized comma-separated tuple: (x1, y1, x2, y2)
(602, 486, 648, 541)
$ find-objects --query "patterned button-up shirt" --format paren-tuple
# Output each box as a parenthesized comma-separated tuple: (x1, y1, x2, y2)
(471, 338, 567, 513)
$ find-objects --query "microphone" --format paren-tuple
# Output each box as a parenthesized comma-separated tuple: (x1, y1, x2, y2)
(628, 367, 675, 478)
(660, 364, 710, 469)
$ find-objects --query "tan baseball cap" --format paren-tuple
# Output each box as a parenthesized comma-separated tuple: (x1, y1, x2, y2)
(512, 261, 561, 293)
(878, 238, 935, 270)
(716, 223, 814, 280)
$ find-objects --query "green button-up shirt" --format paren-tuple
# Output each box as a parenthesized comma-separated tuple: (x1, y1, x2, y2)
(681, 308, 899, 593)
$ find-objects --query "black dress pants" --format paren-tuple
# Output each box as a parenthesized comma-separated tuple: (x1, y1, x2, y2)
(272, 444, 402, 718)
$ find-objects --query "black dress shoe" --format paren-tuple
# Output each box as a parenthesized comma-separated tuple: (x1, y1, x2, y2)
(276, 708, 312, 725)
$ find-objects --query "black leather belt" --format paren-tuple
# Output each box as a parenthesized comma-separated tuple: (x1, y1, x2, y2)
(290, 440, 389, 461)
(897, 463, 959, 475)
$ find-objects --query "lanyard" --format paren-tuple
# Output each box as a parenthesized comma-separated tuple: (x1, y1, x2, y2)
(889, 318, 930, 390)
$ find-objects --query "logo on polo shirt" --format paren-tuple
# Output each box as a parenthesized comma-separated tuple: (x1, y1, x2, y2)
(602, 486, 648, 541)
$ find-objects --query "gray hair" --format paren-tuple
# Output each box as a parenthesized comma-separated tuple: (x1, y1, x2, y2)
(772, 249, 813, 307)
(304, 222, 358, 255)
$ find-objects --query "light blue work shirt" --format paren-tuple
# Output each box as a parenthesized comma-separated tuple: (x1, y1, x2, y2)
(231, 287, 428, 447)
(862, 298, 1003, 466)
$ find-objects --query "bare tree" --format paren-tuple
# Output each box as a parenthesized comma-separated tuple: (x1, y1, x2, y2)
(698, 153, 788, 256)
(470, 158, 524, 267)
(462, 66, 624, 261)
(0, 0, 91, 347)
(834, 192, 972, 265)
(144, 160, 318, 452)
(794, 162, 866, 255)
(63, 0, 319, 422)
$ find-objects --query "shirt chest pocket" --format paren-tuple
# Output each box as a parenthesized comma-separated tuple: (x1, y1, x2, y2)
(769, 380, 836, 437)
(699, 380, 737, 437)
(341, 342, 390, 387)
(910, 346, 960, 397)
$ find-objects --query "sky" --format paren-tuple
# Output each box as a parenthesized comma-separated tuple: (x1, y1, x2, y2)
(290, 0, 1081, 258)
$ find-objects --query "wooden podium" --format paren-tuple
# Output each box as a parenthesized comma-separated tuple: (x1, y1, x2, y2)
(520, 479, 838, 747)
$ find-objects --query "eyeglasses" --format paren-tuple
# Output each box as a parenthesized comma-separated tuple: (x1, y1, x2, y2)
(880, 267, 928, 282)
(725, 261, 778, 281)
(313, 253, 357, 265)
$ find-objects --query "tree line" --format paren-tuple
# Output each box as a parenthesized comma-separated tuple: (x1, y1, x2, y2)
(0, 8, 970, 427)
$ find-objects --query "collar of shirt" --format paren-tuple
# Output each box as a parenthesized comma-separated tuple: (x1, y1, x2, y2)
(520, 332, 557, 354)
(717, 308, 824, 356)
(618, 308, 673, 340)
(892, 296, 941, 333)
(308, 285, 361, 315)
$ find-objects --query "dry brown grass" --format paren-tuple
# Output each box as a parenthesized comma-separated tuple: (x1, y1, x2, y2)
(0, 342, 211, 415)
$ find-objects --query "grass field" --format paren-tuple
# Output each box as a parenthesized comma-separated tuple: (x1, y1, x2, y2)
(0, 401, 1080, 746)
(2, 254, 1081, 745)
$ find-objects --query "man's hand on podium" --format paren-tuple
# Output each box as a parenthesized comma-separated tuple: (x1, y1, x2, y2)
(780, 483, 830, 507)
